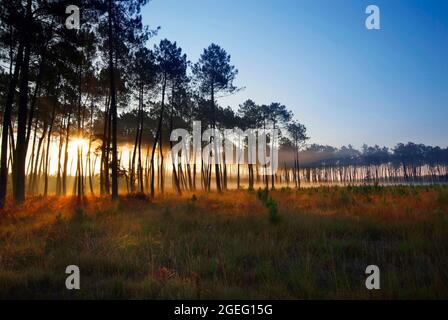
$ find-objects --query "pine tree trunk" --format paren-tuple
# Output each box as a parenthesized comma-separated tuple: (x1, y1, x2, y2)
(0, 40, 23, 208)
(108, 0, 119, 200)
(44, 101, 57, 196)
(150, 75, 166, 198)
(13, 39, 31, 203)
(62, 114, 71, 196)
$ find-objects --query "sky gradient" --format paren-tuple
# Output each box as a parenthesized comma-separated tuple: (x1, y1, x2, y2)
(142, 0, 448, 148)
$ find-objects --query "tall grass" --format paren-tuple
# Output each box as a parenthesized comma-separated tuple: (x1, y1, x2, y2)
(0, 186, 447, 299)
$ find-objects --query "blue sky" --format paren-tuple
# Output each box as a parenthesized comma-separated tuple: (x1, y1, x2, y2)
(142, 0, 448, 148)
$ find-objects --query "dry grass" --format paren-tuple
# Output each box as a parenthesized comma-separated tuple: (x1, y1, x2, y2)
(0, 185, 447, 299)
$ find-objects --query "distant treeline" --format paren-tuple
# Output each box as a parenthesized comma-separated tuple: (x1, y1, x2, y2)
(284, 143, 448, 185)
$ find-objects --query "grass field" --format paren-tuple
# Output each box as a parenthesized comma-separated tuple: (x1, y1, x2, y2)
(0, 185, 447, 299)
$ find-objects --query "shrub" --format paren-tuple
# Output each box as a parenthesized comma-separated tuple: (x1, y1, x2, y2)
(266, 197, 279, 223)
(257, 188, 269, 203)
(256, 188, 280, 223)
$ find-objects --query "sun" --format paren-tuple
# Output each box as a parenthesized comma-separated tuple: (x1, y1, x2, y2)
(72, 137, 89, 150)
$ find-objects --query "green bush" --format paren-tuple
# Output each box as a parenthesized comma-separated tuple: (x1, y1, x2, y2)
(257, 188, 269, 203)
(266, 197, 279, 223)
(256, 188, 280, 223)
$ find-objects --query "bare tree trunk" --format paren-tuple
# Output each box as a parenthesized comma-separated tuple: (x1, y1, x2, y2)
(87, 104, 94, 196)
(137, 111, 144, 193)
(100, 98, 109, 195)
(27, 115, 39, 193)
(108, 0, 119, 200)
(76, 68, 84, 200)
(130, 87, 142, 193)
(56, 121, 64, 195)
(44, 101, 57, 196)
(13, 0, 32, 204)
(211, 83, 222, 192)
(62, 114, 71, 196)
(169, 91, 181, 194)
(296, 147, 301, 189)
(0, 40, 23, 208)
(150, 75, 166, 198)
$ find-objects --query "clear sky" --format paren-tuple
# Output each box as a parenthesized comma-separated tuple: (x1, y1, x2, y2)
(142, 0, 448, 148)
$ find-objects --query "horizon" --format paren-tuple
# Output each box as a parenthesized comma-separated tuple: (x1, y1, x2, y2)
(142, 0, 448, 149)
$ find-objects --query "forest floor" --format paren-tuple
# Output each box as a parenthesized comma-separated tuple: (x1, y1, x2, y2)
(0, 185, 447, 299)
